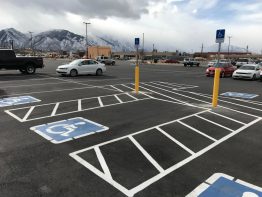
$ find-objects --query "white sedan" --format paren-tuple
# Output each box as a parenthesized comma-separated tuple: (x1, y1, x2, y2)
(232, 64, 261, 80)
(56, 59, 106, 77)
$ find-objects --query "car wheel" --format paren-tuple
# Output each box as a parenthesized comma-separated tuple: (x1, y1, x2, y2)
(96, 69, 103, 76)
(184, 64, 187, 67)
(197, 63, 200, 67)
(70, 69, 78, 77)
(25, 65, 36, 74)
(220, 72, 225, 78)
(252, 74, 256, 80)
(112, 61, 115, 65)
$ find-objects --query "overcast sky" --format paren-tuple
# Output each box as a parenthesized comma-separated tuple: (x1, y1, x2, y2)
(0, 0, 262, 52)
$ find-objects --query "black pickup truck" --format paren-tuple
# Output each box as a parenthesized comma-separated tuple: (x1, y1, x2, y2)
(0, 49, 44, 74)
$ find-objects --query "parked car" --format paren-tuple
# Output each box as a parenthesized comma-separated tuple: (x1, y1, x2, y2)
(56, 59, 106, 77)
(0, 49, 44, 74)
(232, 64, 261, 80)
(235, 58, 253, 68)
(165, 59, 180, 63)
(260, 70, 262, 81)
(183, 58, 200, 67)
(96, 56, 115, 65)
(206, 63, 235, 77)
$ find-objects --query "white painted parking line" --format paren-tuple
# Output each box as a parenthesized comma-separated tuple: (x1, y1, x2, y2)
(98, 97, 104, 107)
(94, 147, 112, 179)
(195, 114, 235, 132)
(110, 85, 124, 93)
(126, 93, 138, 101)
(70, 110, 261, 197)
(129, 136, 165, 173)
(156, 127, 195, 155)
(22, 106, 35, 121)
(208, 111, 246, 125)
(114, 95, 123, 103)
(6, 92, 152, 122)
(51, 103, 60, 116)
(1, 81, 71, 88)
(177, 120, 217, 142)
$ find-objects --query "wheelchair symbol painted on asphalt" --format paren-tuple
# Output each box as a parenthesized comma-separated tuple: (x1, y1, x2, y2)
(30, 117, 109, 144)
(0, 96, 40, 107)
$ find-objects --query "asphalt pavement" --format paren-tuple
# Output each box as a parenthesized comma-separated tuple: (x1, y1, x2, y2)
(0, 59, 262, 197)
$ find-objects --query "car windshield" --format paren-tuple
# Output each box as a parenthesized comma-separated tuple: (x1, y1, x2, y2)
(239, 65, 255, 70)
(69, 59, 82, 65)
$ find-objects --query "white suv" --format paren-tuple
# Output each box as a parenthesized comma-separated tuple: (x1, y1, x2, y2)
(96, 56, 115, 65)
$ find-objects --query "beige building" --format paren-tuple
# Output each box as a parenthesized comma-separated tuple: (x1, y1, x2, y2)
(87, 46, 112, 59)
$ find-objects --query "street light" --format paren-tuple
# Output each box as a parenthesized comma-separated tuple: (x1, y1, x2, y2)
(227, 36, 232, 59)
(83, 21, 91, 47)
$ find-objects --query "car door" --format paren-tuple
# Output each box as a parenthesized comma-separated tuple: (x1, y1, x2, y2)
(255, 66, 261, 78)
(87, 60, 99, 74)
(78, 60, 90, 74)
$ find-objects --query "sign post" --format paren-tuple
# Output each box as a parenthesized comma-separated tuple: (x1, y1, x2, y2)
(212, 29, 225, 108)
(135, 38, 140, 93)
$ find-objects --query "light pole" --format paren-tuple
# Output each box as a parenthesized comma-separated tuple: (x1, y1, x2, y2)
(227, 36, 232, 59)
(83, 22, 91, 46)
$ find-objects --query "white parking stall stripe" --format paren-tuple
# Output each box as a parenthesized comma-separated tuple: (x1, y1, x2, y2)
(141, 83, 210, 105)
(129, 136, 165, 173)
(149, 82, 182, 90)
(22, 106, 35, 121)
(110, 85, 124, 93)
(156, 127, 195, 155)
(208, 111, 246, 125)
(156, 81, 198, 88)
(78, 99, 82, 111)
(177, 120, 217, 142)
(126, 93, 139, 101)
(98, 97, 104, 107)
(122, 84, 155, 99)
(195, 115, 235, 132)
(114, 95, 123, 103)
(94, 147, 112, 179)
(51, 103, 60, 116)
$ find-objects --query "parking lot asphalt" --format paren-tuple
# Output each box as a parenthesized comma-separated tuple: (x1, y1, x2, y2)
(0, 59, 262, 197)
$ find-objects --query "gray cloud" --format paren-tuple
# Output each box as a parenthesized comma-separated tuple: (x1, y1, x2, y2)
(5, 0, 163, 19)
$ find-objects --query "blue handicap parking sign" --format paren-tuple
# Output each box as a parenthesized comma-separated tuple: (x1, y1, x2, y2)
(135, 38, 140, 46)
(0, 96, 40, 107)
(200, 177, 262, 197)
(221, 92, 258, 99)
(216, 29, 225, 43)
(30, 117, 109, 144)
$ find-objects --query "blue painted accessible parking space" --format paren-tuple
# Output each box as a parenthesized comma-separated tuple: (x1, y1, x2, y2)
(187, 173, 262, 197)
(0, 96, 40, 107)
(30, 117, 109, 144)
(221, 92, 258, 99)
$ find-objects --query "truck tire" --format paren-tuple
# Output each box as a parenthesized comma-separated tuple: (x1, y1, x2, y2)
(184, 64, 187, 67)
(197, 63, 200, 67)
(112, 61, 115, 65)
(25, 65, 36, 74)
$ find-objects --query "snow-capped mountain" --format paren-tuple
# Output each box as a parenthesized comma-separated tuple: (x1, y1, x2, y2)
(0, 28, 134, 52)
(0, 28, 28, 48)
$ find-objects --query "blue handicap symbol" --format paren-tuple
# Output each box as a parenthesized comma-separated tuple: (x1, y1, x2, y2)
(221, 92, 258, 99)
(0, 96, 40, 107)
(199, 177, 262, 197)
(216, 29, 225, 39)
(30, 117, 109, 144)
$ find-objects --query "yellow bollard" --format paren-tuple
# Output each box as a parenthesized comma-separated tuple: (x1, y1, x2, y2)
(135, 65, 139, 93)
(212, 68, 221, 107)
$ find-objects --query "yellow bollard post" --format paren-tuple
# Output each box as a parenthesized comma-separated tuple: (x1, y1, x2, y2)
(212, 68, 221, 107)
(135, 64, 139, 93)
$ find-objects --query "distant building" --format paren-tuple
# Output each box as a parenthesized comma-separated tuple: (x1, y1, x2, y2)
(194, 52, 252, 59)
(87, 46, 112, 59)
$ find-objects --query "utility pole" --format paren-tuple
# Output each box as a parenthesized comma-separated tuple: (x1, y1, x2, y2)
(83, 21, 91, 57)
(227, 36, 232, 59)
(246, 45, 249, 53)
(142, 33, 144, 62)
(201, 43, 204, 55)
(29, 31, 34, 55)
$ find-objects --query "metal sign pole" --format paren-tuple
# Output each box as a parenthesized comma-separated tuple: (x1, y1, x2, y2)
(135, 38, 140, 93)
